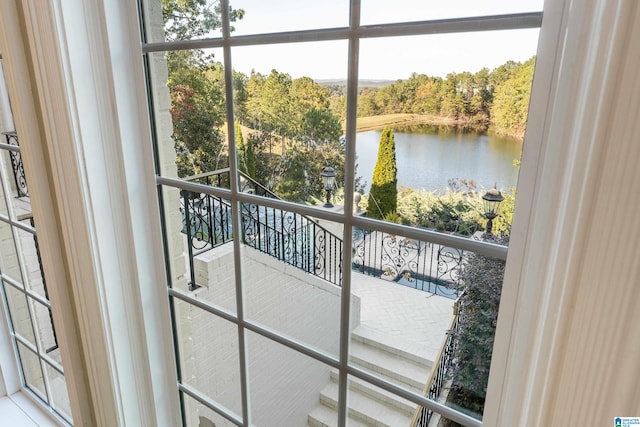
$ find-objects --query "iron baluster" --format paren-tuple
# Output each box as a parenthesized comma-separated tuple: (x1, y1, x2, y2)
(182, 190, 198, 290)
(3, 132, 29, 197)
(180, 169, 343, 287)
(27, 216, 58, 353)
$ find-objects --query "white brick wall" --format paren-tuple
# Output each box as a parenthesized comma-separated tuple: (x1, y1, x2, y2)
(190, 244, 361, 427)
(140, 4, 364, 424)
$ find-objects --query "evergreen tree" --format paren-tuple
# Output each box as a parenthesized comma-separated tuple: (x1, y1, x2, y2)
(367, 127, 397, 219)
(235, 120, 247, 173)
(235, 120, 256, 180)
(245, 135, 256, 180)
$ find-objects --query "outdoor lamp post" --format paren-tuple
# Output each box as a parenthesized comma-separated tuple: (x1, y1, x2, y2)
(320, 166, 336, 208)
(482, 186, 504, 236)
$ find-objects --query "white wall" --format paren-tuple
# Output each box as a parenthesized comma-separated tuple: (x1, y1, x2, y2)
(190, 244, 360, 426)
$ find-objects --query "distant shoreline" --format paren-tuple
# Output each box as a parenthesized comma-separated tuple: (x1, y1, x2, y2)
(354, 113, 524, 141)
(354, 114, 458, 133)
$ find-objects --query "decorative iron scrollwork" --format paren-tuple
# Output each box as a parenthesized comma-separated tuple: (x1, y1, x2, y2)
(352, 229, 464, 298)
(180, 169, 343, 287)
(3, 132, 29, 197)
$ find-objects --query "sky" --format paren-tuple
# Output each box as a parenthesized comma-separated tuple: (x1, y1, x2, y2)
(216, 0, 543, 80)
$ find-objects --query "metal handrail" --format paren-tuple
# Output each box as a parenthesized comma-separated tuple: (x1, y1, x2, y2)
(181, 169, 344, 287)
(411, 299, 461, 426)
(1, 132, 29, 197)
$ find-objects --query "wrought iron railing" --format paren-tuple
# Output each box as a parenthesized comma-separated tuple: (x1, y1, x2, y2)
(2, 132, 29, 197)
(411, 301, 461, 426)
(186, 168, 278, 199)
(352, 228, 464, 299)
(19, 214, 58, 353)
(181, 169, 343, 287)
(241, 202, 343, 285)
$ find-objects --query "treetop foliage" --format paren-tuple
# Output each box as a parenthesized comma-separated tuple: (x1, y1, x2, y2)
(353, 58, 535, 138)
(162, 0, 245, 41)
(161, 0, 532, 204)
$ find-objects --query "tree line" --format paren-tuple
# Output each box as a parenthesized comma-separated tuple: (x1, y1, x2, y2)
(169, 57, 533, 203)
(162, 1, 533, 204)
(352, 58, 535, 138)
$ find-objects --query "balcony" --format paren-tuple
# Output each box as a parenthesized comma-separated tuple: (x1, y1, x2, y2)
(177, 169, 499, 426)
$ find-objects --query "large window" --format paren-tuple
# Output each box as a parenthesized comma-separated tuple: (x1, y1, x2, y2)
(1, 0, 637, 426)
(140, 1, 542, 426)
(0, 57, 71, 425)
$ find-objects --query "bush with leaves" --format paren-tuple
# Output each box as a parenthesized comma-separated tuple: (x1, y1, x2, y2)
(447, 236, 508, 418)
(392, 187, 514, 237)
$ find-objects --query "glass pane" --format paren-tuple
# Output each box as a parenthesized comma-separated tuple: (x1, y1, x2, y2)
(145, 0, 348, 43)
(173, 298, 243, 418)
(16, 342, 46, 401)
(349, 232, 456, 393)
(351, 228, 507, 422)
(0, 150, 12, 216)
(230, 0, 347, 36)
(15, 225, 47, 300)
(247, 331, 334, 427)
(0, 136, 30, 203)
(356, 32, 534, 227)
(146, 0, 232, 41)
(3, 283, 35, 345)
(242, 213, 343, 356)
(361, 0, 544, 25)
(231, 41, 347, 205)
(438, 251, 505, 421)
(31, 298, 59, 362)
(164, 183, 239, 310)
(345, 373, 419, 426)
(0, 219, 23, 285)
(44, 363, 72, 423)
(183, 394, 239, 427)
(161, 185, 189, 290)
(148, 49, 229, 180)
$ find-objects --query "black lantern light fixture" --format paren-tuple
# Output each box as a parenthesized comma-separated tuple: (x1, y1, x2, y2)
(320, 166, 336, 208)
(482, 186, 504, 236)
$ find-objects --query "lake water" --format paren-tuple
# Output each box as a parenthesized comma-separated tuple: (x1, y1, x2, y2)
(355, 125, 523, 193)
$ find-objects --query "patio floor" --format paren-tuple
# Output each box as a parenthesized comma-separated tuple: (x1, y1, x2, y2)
(350, 271, 456, 366)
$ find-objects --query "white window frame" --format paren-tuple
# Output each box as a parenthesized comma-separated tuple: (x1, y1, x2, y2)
(0, 0, 638, 425)
(0, 0, 179, 425)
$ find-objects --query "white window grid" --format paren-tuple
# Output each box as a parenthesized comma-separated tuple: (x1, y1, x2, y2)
(139, 2, 542, 426)
(0, 144, 71, 426)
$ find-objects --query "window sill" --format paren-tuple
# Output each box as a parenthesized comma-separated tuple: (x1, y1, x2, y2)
(0, 392, 63, 426)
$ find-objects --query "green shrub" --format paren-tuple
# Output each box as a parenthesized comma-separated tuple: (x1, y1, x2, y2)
(448, 236, 508, 417)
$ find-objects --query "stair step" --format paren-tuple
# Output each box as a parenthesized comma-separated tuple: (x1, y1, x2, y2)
(307, 403, 369, 427)
(326, 372, 418, 416)
(348, 340, 431, 391)
(319, 381, 414, 426)
(351, 325, 433, 368)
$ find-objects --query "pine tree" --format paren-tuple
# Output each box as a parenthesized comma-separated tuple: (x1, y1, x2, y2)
(245, 136, 256, 180)
(235, 120, 247, 174)
(367, 127, 397, 219)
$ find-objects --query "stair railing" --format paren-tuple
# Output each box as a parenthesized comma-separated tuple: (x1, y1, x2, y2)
(181, 169, 343, 287)
(2, 131, 29, 197)
(410, 298, 461, 426)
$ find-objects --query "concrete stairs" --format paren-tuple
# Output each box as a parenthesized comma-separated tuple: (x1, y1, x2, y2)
(307, 328, 433, 427)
